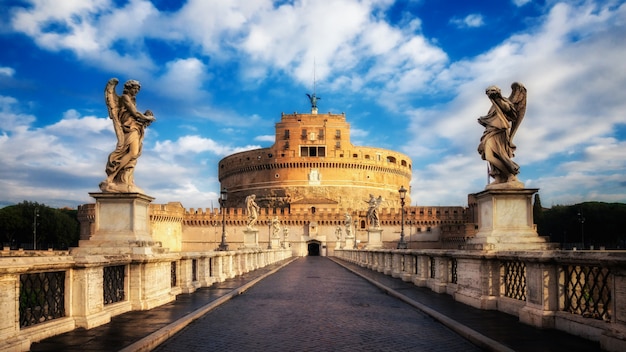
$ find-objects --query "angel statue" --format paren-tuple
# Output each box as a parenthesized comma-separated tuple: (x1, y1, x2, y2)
(245, 194, 260, 229)
(477, 82, 526, 187)
(366, 194, 383, 228)
(306, 93, 321, 109)
(99, 78, 156, 193)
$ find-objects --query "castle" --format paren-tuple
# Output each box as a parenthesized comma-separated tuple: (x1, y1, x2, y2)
(79, 106, 473, 256)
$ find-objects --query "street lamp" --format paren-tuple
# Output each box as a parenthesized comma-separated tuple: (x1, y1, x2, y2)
(397, 186, 408, 249)
(268, 212, 273, 249)
(577, 209, 585, 250)
(33, 208, 39, 250)
(218, 188, 229, 251)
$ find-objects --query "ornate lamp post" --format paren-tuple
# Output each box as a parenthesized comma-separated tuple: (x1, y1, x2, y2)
(268, 212, 273, 249)
(218, 188, 229, 251)
(577, 209, 585, 250)
(397, 186, 408, 249)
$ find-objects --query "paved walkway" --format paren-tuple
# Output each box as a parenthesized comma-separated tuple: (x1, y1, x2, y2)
(31, 256, 602, 352)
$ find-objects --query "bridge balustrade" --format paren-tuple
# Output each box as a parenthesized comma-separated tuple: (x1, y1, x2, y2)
(0, 248, 291, 352)
(334, 248, 626, 351)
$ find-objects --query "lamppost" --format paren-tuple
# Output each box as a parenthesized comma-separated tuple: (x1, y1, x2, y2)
(268, 212, 273, 249)
(397, 186, 408, 249)
(577, 209, 585, 250)
(33, 207, 39, 250)
(218, 188, 229, 251)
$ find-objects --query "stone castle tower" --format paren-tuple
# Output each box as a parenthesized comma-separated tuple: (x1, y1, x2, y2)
(218, 109, 412, 211)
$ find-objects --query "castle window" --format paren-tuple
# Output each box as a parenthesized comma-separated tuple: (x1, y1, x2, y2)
(284, 130, 290, 139)
(335, 141, 341, 149)
(335, 130, 341, 139)
(353, 154, 358, 158)
(301, 129, 307, 139)
(401, 160, 407, 166)
(365, 155, 370, 159)
(300, 146, 326, 157)
(318, 129, 324, 139)
(387, 156, 396, 163)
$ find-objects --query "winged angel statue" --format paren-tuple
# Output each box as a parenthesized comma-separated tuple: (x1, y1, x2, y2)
(477, 82, 526, 188)
(99, 78, 155, 193)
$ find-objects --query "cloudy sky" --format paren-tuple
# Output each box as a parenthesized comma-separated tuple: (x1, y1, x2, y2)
(0, 0, 625, 210)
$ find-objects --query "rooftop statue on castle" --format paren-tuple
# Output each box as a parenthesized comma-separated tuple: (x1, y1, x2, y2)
(100, 78, 156, 193)
(477, 82, 526, 188)
(306, 93, 321, 109)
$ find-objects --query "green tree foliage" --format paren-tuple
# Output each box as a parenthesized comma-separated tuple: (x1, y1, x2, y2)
(0, 201, 79, 249)
(537, 202, 626, 249)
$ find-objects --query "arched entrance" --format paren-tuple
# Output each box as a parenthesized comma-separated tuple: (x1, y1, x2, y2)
(307, 241, 321, 256)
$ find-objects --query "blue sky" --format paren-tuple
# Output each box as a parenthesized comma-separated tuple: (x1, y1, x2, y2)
(0, 0, 625, 210)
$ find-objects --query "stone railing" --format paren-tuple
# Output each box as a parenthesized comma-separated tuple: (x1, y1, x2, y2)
(0, 248, 291, 352)
(334, 249, 626, 352)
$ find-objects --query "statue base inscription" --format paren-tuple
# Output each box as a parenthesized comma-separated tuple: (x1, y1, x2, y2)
(243, 228, 259, 248)
(366, 228, 383, 249)
(465, 188, 556, 251)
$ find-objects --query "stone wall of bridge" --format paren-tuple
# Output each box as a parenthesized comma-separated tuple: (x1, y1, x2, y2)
(334, 248, 626, 352)
(0, 248, 291, 352)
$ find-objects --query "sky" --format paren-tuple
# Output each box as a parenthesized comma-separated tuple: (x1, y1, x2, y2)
(0, 0, 625, 210)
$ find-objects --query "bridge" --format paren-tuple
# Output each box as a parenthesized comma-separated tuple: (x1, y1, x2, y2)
(3, 248, 625, 352)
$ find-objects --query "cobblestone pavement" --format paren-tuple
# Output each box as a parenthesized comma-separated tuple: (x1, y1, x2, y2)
(30, 258, 296, 352)
(154, 257, 482, 352)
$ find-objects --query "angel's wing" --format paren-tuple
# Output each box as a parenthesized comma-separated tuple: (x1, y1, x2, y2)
(104, 78, 123, 147)
(508, 82, 527, 141)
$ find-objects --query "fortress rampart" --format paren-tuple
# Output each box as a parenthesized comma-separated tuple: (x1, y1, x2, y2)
(218, 112, 412, 209)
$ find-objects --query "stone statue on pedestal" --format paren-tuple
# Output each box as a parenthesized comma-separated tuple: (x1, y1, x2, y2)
(100, 78, 155, 193)
(272, 216, 281, 238)
(246, 195, 260, 229)
(344, 213, 353, 238)
(366, 195, 382, 228)
(477, 82, 526, 188)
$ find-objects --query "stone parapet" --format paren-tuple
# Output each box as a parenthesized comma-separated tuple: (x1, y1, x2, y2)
(334, 248, 626, 352)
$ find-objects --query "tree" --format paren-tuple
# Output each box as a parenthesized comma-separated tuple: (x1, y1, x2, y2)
(537, 202, 626, 249)
(0, 201, 79, 249)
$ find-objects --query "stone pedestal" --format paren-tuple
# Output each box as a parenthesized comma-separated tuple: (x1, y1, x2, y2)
(465, 188, 554, 251)
(344, 237, 355, 249)
(69, 192, 177, 329)
(270, 237, 281, 249)
(243, 228, 259, 248)
(366, 228, 383, 249)
(73, 192, 163, 255)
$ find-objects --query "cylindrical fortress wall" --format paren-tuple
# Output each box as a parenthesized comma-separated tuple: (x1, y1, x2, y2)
(218, 112, 412, 210)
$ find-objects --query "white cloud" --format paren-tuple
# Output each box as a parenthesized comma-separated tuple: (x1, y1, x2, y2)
(157, 58, 209, 101)
(513, 0, 532, 7)
(450, 14, 485, 29)
(254, 135, 275, 143)
(154, 135, 261, 158)
(403, 1, 626, 205)
(0, 67, 15, 76)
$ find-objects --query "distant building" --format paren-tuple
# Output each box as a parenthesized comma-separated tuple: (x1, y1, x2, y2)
(218, 111, 412, 210)
(80, 109, 472, 255)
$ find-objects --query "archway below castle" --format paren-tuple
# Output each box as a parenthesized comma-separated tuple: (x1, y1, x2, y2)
(307, 241, 321, 256)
